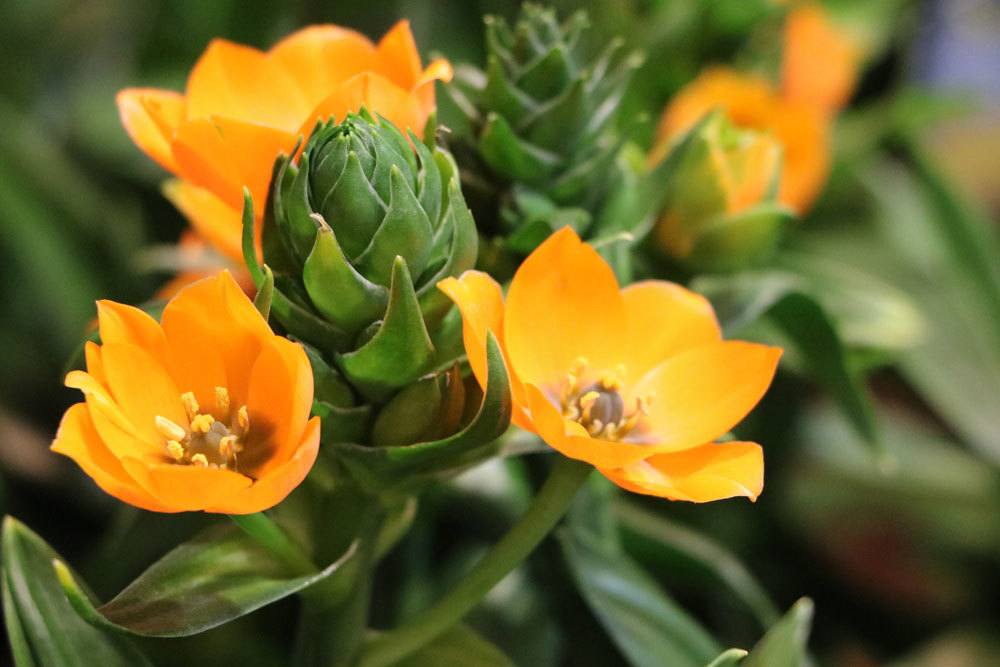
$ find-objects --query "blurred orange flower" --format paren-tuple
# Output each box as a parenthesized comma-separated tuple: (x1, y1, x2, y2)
(53, 272, 319, 513)
(439, 227, 781, 502)
(117, 21, 452, 263)
(653, 3, 857, 214)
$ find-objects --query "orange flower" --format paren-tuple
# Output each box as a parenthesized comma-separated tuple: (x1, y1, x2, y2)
(781, 2, 859, 115)
(654, 68, 828, 214)
(117, 21, 452, 263)
(52, 272, 319, 513)
(439, 228, 781, 502)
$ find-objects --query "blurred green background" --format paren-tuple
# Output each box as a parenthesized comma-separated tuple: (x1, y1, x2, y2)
(1, 1, 999, 665)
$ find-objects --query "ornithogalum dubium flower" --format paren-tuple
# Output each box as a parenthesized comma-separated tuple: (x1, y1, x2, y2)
(116, 21, 451, 264)
(653, 4, 856, 215)
(440, 227, 782, 502)
(52, 272, 319, 513)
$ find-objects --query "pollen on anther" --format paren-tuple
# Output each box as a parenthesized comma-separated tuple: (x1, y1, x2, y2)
(190, 453, 209, 467)
(180, 392, 200, 420)
(190, 413, 215, 433)
(166, 440, 185, 461)
(218, 435, 238, 459)
(215, 386, 231, 417)
(237, 406, 249, 432)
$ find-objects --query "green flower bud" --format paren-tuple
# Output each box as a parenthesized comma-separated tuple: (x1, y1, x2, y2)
(449, 3, 642, 242)
(651, 111, 795, 272)
(261, 110, 478, 404)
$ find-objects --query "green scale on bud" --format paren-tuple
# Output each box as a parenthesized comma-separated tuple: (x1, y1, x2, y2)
(245, 110, 509, 490)
(650, 110, 795, 273)
(449, 3, 643, 253)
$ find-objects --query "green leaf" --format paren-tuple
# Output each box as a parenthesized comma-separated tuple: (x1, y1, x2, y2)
(333, 333, 512, 492)
(478, 112, 561, 183)
(395, 624, 514, 667)
(693, 271, 881, 454)
(614, 500, 780, 628)
(743, 599, 813, 667)
(56, 523, 358, 637)
(2, 516, 153, 666)
(303, 217, 389, 334)
(339, 256, 435, 399)
(560, 526, 722, 667)
(706, 649, 749, 667)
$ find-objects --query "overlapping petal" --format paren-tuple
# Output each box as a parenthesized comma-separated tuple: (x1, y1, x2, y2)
(53, 272, 318, 514)
(440, 226, 781, 504)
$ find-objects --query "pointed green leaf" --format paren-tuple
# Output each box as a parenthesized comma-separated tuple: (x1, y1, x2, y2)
(56, 523, 358, 638)
(478, 113, 561, 183)
(743, 599, 813, 667)
(484, 54, 536, 126)
(304, 216, 388, 333)
(340, 257, 435, 398)
(417, 179, 479, 321)
(333, 333, 512, 492)
(520, 77, 588, 153)
(560, 526, 722, 667)
(270, 284, 351, 354)
(356, 166, 435, 285)
(262, 153, 300, 274)
(516, 45, 572, 100)
(2, 517, 153, 666)
(283, 151, 324, 262)
(240, 187, 263, 285)
(412, 133, 442, 228)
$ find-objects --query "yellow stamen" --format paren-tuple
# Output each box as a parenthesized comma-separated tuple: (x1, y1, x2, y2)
(218, 435, 238, 459)
(166, 440, 186, 461)
(155, 416, 187, 442)
(180, 392, 200, 420)
(190, 453, 209, 467)
(190, 413, 215, 433)
(237, 406, 249, 433)
(215, 386, 231, 417)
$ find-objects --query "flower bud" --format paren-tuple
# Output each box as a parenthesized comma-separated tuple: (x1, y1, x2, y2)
(650, 111, 793, 272)
(261, 110, 478, 412)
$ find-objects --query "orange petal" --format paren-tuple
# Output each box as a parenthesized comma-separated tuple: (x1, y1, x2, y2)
(171, 117, 296, 210)
(100, 342, 187, 444)
(185, 38, 310, 132)
(620, 281, 721, 385)
(160, 271, 271, 408)
(84, 341, 107, 387)
(376, 20, 423, 89)
(505, 227, 626, 389)
(65, 370, 158, 459)
(633, 342, 781, 451)
(782, 3, 858, 114)
(121, 457, 253, 512)
(240, 338, 313, 477)
(526, 384, 659, 468)
(298, 72, 425, 138)
(96, 300, 168, 359)
(599, 441, 764, 502)
(210, 416, 320, 514)
(116, 88, 185, 173)
(269, 25, 378, 108)
(162, 180, 246, 264)
(437, 271, 532, 429)
(52, 404, 174, 512)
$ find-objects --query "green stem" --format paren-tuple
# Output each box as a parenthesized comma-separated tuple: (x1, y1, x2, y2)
(229, 512, 315, 575)
(356, 457, 591, 667)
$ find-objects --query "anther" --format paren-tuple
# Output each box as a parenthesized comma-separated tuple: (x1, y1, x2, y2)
(237, 406, 249, 433)
(155, 416, 187, 442)
(166, 440, 186, 461)
(215, 386, 230, 417)
(190, 413, 215, 433)
(218, 435, 238, 459)
(190, 453, 209, 467)
(180, 392, 200, 420)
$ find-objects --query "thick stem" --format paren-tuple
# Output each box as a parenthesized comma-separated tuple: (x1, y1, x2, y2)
(356, 457, 591, 667)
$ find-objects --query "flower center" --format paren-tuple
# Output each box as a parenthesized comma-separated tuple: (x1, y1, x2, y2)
(559, 357, 651, 440)
(154, 387, 248, 471)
